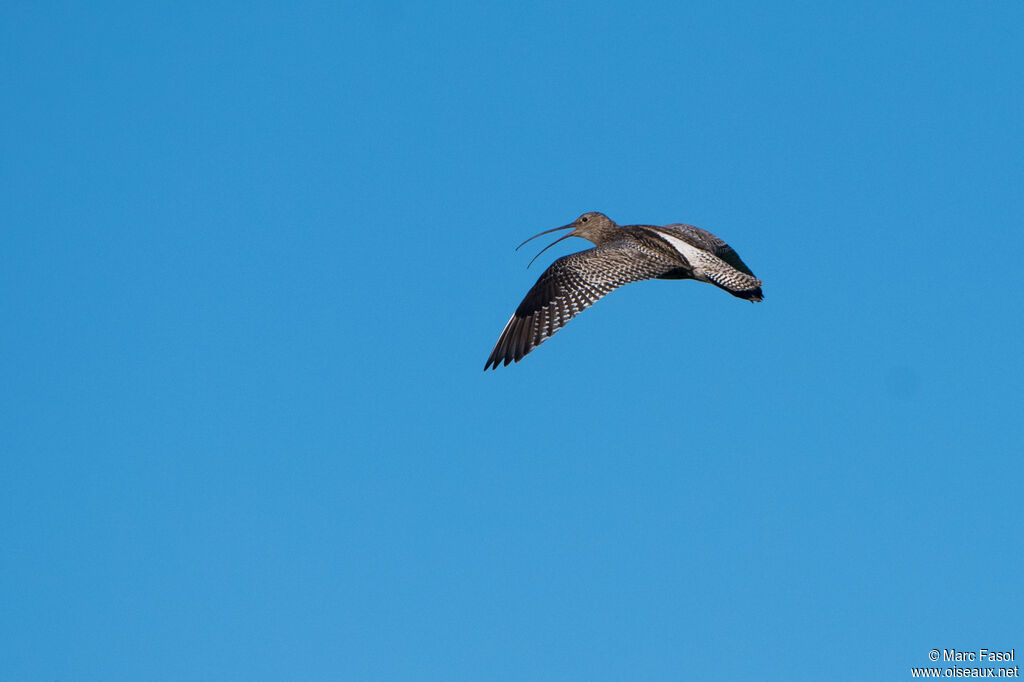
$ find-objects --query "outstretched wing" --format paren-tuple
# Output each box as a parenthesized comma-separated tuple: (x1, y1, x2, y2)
(661, 223, 758, 277)
(484, 241, 674, 369)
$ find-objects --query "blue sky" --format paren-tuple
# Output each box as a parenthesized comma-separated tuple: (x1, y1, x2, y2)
(2, 1, 1022, 680)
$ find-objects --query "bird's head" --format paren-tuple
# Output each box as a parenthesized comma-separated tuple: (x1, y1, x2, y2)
(516, 212, 616, 267)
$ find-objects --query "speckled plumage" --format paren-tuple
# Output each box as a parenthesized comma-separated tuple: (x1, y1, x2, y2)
(484, 212, 763, 370)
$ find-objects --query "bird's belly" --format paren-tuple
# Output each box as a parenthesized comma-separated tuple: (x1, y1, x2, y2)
(656, 267, 694, 280)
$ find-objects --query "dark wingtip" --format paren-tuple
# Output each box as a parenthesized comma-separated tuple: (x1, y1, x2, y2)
(484, 317, 532, 371)
(734, 286, 763, 302)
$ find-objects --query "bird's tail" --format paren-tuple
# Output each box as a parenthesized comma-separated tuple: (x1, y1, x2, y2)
(705, 267, 764, 302)
(733, 285, 763, 302)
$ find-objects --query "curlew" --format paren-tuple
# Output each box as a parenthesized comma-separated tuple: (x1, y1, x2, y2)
(484, 212, 763, 370)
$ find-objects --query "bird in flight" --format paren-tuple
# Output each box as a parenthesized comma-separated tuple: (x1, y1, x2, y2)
(484, 212, 763, 370)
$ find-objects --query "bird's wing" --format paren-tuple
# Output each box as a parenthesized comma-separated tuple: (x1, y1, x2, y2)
(485, 241, 674, 369)
(662, 223, 758, 277)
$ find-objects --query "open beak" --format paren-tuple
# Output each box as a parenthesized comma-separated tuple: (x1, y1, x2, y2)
(515, 223, 577, 268)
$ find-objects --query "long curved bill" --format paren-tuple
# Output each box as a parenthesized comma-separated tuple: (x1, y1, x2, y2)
(515, 223, 576, 268)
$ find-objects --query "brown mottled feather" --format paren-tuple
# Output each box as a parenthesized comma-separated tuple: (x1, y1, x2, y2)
(660, 223, 758, 277)
(484, 241, 676, 369)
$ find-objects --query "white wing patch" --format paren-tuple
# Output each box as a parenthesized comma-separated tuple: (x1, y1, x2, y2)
(658, 232, 711, 275)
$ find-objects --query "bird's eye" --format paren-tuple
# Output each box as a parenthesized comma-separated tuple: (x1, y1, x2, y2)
(581, 216, 589, 222)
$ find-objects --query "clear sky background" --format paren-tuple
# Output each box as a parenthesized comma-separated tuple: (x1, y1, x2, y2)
(2, 2, 1022, 680)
